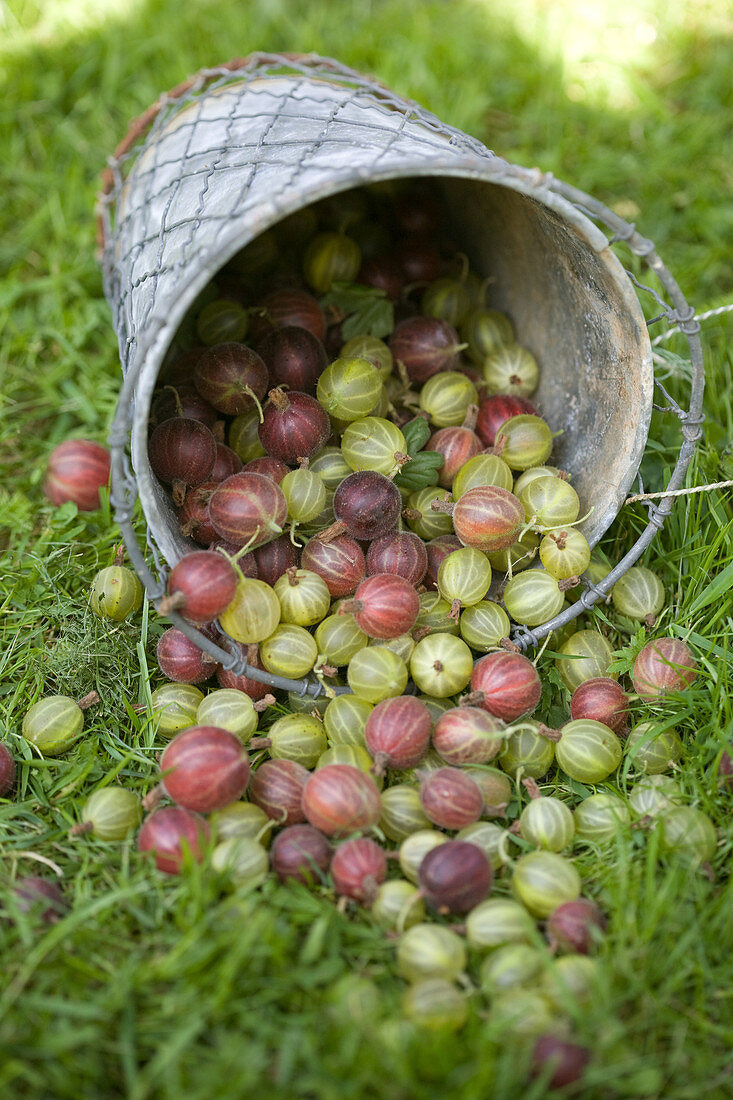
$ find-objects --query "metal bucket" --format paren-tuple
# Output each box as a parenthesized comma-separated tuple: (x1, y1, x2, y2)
(99, 54, 703, 691)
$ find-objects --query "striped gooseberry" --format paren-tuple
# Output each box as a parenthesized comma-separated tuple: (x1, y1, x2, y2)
(414, 592, 461, 637)
(90, 565, 143, 621)
(520, 793, 575, 851)
(280, 468, 327, 526)
(163, 550, 238, 624)
(530, 1036, 591, 1090)
(459, 600, 511, 652)
(421, 276, 472, 327)
(301, 764, 381, 837)
(424, 535, 462, 590)
(151, 383, 218, 431)
(323, 694, 372, 748)
(74, 787, 142, 841)
(365, 531, 427, 587)
(341, 417, 406, 476)
(196, 299, 249, 345)
(340, 334, 393, 380)
(410, 634, 474, 697)
(253, 287, 326, 343)
(502, 569, 564, 628)
(452, 453, 513, 497)
(309, 446, 352, 491)
(475, 394, 537, 448)
(331, 836, 387, 903)
(258, 388, 330, 463)
(659, 806, 716, 864)
(555, 719, 622, 783)
(211, 836, 268, 885)
(274, 567, 330, 627)
(138, 806, 210, 875)
(492, 414, 554, 471)
(570, 678, 629, 733)
(632, 637, 697, 700)
(178, 481, 219, 545)
(397, 923, 467, 983)
(316, 744, 377, 777)
(158, 726, 250, 812)
(249, 759, 309, 825)
(486, 529, 539, 575)
(259, 623, 319, 679)
(266, 713, 327, 769)
(314, 612, 368, 666)
(511, 850, 581, 918)
(389, 317, 464, 384)
(0, 743, 16, 796)
(465, 897, 535, 951)
(217, 578, 281, 644)
(556, 630, 616, 692)
(479, 944, 544, 995)
(210, 803, 271, 845)
(364, 696, 432, 774)
(216, 642, 272, 702)
(574, 793, 630, 843)
(316, 356, 383, 422)
(469, 651, 542, 721)
(210, 443, 243, 483)
(371, 880, 425, 930)
(419, 839, 492, 914)
(539, 528, 591, 581)
(399, 829, 450, 884)
(419, 371, 478, 428)
(252, 533, 298, 587)
(228, 407, 266, 462)
(341, 573, 420, 639)
(44, 439, 111, 511)
(481, 344, 539, 398)
(405, 487, 454, 540)
(518, 476, 580, 530)
(22, 695, 86, 757)
(156, 628, 218, 684)
(271, 824, 331, 885)
(193, 343, 268, 416)
(208, 471, 287, 548)
(332, 471, 402, 541)
(461, 308, 514, 362)
(347, 646, 408, 704)
(428, 418, 483, 489)
(256, 325, 328, 392)
(437, 547, 492, 620)
(612, 566, 665, 624)
(150, 683, 204, 736)
(196, 689, 259, 742)
(432, 707, 504, 766)
(462, 767, 512, 816)
(148, 418, 217, 504)
(457, 821, 509, 870)
(378, 786, 431, 842)
(626, 721, 682, 774)
(450, 486, 525, 553)
(303, 231, 361, 293)
(419, 767, 483, 830)
(498, 721, 555, 780)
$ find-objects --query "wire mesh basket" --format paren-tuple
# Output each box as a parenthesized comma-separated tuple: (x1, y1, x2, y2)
(98, 53, 705, 700)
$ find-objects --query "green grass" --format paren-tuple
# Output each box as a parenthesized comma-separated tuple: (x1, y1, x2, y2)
(1, 0, 732, 1096)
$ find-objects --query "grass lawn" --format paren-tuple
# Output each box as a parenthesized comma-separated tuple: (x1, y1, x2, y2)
(1, 1, 732, 1096)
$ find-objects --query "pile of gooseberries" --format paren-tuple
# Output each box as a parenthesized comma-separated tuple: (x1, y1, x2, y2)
(19, 180, 716, 1082)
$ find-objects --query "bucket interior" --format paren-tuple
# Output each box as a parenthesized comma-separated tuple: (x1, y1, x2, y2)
(135, 174, 653, 570)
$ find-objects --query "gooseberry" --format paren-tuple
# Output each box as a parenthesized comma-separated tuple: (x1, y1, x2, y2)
(44, 439, 111, 511)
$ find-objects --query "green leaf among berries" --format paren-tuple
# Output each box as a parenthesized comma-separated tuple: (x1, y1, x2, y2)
(320, 281, 394, 340)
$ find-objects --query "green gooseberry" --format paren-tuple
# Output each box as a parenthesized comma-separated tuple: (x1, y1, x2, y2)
(90, 565, 143, 621)
(78, 787, 141, 840)
(22, 696, 84, 756)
